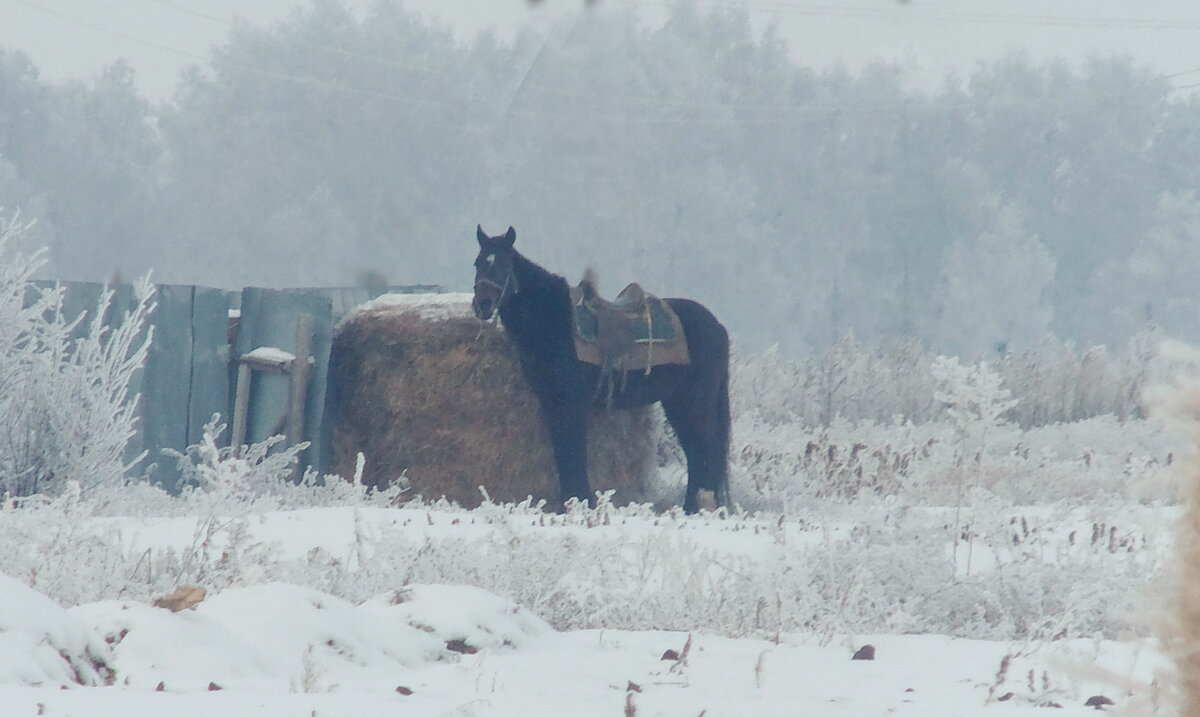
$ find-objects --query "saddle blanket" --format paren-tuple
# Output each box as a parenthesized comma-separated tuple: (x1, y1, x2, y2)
(569, 281, 690, 371)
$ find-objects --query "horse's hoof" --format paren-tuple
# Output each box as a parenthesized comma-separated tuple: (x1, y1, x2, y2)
(695, 489, 718, 513)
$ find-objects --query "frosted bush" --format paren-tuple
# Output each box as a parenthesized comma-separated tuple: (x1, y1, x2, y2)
(171, 416, 309, 513)
(732, 330, 1166, 429)
(0, 213, 154, 497)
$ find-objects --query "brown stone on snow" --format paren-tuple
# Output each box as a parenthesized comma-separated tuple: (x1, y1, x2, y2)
(445, 638, 478, 655)
(152, 585, 206, 612)
(1085, 695, 1115, 709)
(851, 644, 876, 660)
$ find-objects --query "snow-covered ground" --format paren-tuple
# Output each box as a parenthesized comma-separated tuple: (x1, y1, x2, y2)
(0, 235, 1184, 714)
(0, 502, 1173, 716)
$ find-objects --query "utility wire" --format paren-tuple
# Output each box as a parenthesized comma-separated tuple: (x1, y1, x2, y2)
(625, 0, 1200, 30)
(14, 0, 210, 63)
(13, 0, 1200, 116)
(139, 0, 478, 85)
(12, 0, 491, 115)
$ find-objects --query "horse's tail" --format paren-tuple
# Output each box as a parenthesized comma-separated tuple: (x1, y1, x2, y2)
(715, 344, 732, 508)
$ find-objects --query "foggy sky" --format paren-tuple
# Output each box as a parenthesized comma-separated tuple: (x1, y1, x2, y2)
(6, 0, 1200, 101)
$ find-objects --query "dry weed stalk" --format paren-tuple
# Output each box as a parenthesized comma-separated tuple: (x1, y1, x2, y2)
(1168, 401, 1200, 714)
(754, 650, 767, 689)
(1151, 340, 1200, 714)
(984, 652, 1014, 705)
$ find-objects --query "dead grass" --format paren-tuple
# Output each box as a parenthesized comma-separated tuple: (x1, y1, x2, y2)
(1169, 406, 1200, 715)
(1148, 361, 1200, 714)
(329, 306, 653, 508)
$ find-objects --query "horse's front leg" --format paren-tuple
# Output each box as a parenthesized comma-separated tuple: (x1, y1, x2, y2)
(540, 399, 591, 508)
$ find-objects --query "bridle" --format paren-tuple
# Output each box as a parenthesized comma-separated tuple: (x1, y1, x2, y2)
(474, 266, 517, 323)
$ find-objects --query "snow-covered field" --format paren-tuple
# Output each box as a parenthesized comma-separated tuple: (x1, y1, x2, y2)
(0, 504, 1172, 716)
(0, 224, 1187, 714)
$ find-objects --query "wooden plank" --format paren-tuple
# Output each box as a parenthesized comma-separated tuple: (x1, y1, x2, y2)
(231, 363, 252, 449)
(286, 315, 312, 449)
(287, 315, 312, 482)
(137, 284, 196, 491)
(187, 287, 235, 449)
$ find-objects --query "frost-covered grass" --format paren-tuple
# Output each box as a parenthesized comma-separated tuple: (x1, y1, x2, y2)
(0, 440, 1173, 644)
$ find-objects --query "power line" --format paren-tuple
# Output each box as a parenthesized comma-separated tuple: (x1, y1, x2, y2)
(13, 0, 210, 64)
(139, 0, 228, 26)
(625, 0, 1200, 30)
(13, 0, 1199, 120)
(138, 0, 477, 86)
(10, 0, 490, 116)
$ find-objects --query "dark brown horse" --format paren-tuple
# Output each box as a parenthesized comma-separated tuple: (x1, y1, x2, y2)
(472, 225, 730, 513)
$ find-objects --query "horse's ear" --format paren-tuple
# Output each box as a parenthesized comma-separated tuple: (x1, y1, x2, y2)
(476, 224, 487, 246)
(503, 226, 516, 247)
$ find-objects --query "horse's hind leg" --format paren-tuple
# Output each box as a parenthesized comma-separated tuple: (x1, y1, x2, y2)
(662, 388, 728, 514)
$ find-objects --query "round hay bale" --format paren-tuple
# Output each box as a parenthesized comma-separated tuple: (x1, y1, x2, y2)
(329, 297, 654, 507)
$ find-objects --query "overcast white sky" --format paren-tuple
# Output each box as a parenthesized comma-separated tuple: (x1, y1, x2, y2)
(4, 0, 1200, 100)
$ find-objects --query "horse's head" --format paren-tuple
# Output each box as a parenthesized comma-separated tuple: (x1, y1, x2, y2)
(472, 225, 519, 320)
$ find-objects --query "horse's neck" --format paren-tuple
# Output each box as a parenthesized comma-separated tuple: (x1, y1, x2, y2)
(502, 253, 571, 351)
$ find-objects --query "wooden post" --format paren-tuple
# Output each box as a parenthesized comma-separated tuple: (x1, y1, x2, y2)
(231, 362, 253, 449)
(287, 315, 312, 482)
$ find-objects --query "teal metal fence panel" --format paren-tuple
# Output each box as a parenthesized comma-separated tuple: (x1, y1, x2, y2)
(233, 288, 334, 475)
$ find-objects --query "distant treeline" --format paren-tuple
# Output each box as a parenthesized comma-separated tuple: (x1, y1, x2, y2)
(2, 1, 1199, 356)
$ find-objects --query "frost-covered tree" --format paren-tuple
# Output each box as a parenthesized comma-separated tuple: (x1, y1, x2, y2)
(1098, 192, 1200, 343)
(932, 355, 1017, 441)
(929, 204, 1055, 357)
(0, 53, 162, 282)
(5, 7, 1199, 353)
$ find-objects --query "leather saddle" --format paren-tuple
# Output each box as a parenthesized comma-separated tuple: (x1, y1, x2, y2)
(569, 278, 690, 374)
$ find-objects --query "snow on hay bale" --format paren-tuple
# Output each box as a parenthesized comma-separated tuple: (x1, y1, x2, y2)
(329, 293, 654, 507)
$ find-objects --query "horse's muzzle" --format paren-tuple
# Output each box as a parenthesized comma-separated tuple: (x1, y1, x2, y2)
(473, 297, 495, 320)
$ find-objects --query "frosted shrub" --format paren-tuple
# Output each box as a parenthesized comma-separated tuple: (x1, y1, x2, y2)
(733, 337, 938, 426)
(732, 332, 1162, 429)
(171, 416, 408, 515)
(172, 416, 307, 513)
(0, 214, 154, 497)
(932, 355, 1017, 450)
